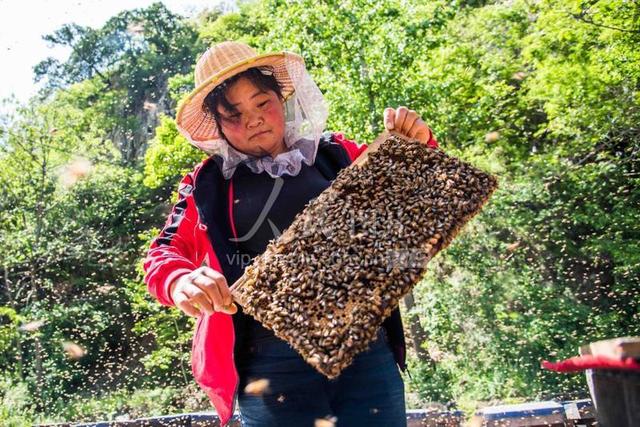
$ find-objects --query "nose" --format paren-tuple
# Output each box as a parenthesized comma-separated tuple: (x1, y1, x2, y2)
(246, 111, 264, 129)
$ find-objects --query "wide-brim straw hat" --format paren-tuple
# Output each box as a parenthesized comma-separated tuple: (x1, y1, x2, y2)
(176, 41, 304, 143)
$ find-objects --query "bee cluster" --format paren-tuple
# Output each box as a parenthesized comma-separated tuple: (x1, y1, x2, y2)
(232, 133, 498, 378)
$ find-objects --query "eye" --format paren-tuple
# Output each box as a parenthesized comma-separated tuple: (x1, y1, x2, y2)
(258, 100, 270, 108)
(224, 113, 241, 123)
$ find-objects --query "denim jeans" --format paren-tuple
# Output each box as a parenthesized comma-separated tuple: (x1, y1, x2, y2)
(237, 329, 406, 427)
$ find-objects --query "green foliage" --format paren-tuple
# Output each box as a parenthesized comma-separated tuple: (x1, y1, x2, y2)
(34, 2, 204, 164)
(401, 0, 639, 406)
(0, 376, 35, 427)
(35, 3, 201, 91)
(0, 101, 167, 416)
(522, 0, 640, 149)
(124, 271, 194, 385)
(0, 308, 21, 371)
(198, 0, 454, 142)
(143, 115, 206, 189)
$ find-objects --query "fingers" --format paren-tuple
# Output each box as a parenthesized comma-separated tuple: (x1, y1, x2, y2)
(192, 267, 229, 310)
(201, 267, 233, 306)
(408, 118, 426, 139)
(173, 268, 236, 317)
(197, 269, 235, 314)
(394, 107, 411, 133)
(412, 121, 432, 144)
(191, 285, 217, 313)
(384, 106, 419, 134)
(174, 291, 202, 318)
(383, 106, 432, 145)
(384, 107, 395, 130)
(222, 302, 238, 315)
(407, 119, 431, 144)
(191, 273, 224, 311)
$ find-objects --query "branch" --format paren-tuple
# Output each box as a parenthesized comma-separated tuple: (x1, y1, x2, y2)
(571, 11, 640, 34)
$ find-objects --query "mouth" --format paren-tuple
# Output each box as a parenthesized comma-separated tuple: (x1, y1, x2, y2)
(250, 130, 271, 139)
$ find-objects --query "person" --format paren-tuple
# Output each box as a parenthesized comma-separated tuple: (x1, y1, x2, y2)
(143, 41, 439, 427)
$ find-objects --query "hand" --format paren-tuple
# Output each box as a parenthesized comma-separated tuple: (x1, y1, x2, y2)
(383, 106, 433, 145)
(170, 267, 237, 317)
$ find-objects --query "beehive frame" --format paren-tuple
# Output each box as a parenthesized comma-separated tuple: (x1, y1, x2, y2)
(230, 131, 498, 378)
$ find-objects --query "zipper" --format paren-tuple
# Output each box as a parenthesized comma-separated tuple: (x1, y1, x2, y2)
(227, 176, 240, 426)
(192, 157, 241, 426)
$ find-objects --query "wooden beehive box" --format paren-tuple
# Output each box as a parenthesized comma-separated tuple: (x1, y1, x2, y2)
(230, 131, 498, 378)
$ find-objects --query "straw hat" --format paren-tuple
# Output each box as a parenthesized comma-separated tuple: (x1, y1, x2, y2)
(176, 41, 305, 144)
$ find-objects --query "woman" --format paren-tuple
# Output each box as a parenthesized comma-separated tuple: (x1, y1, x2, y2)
(144, 41, 438, 427)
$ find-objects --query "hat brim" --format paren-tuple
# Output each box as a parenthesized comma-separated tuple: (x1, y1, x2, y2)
(176, 52, 304, 144)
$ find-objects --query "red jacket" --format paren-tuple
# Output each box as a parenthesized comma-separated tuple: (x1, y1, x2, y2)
(144, 132, 437, 426)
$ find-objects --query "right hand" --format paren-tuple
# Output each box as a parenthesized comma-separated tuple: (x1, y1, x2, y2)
(170, 267, 237, 317)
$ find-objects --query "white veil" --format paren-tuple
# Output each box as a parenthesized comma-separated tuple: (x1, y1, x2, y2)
(191, 53, 329, 180)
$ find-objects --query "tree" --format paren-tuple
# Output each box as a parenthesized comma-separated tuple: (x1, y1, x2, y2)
(35, 2, 204, 164)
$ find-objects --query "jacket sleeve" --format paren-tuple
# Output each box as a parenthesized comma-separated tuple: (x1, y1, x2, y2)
(143, 172, 200, 307)
(332, 130, 439, 163)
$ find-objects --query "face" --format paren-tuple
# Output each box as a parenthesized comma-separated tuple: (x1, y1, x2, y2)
(216, 77, 286, 158)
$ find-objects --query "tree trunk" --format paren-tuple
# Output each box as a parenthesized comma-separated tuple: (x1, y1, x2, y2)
(34, 335, 44, 397)
(4, 264, 24, 378)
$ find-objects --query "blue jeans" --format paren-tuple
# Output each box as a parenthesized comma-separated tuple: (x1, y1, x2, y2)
(237, 329, 406, 427)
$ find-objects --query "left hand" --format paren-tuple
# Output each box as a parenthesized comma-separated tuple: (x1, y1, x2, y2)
(383, 106, 432, 145)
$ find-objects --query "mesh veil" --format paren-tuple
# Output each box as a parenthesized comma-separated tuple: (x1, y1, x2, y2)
(179, 53, 329, 179)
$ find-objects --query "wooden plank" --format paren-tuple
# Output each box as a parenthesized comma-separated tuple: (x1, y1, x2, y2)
(579, 336, 640, 359)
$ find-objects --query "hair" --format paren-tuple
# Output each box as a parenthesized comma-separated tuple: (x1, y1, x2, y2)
(202, 67, 283, 141)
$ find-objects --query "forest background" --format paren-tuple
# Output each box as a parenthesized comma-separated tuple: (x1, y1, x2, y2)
(1, 0, 638, 424)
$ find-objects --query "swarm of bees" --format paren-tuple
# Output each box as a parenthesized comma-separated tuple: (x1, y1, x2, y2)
(231, 132, 498, 378)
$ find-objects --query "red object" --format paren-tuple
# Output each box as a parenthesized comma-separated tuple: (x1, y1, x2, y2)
(144, 132, 438, 426)
(542, 355, 640, 372)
